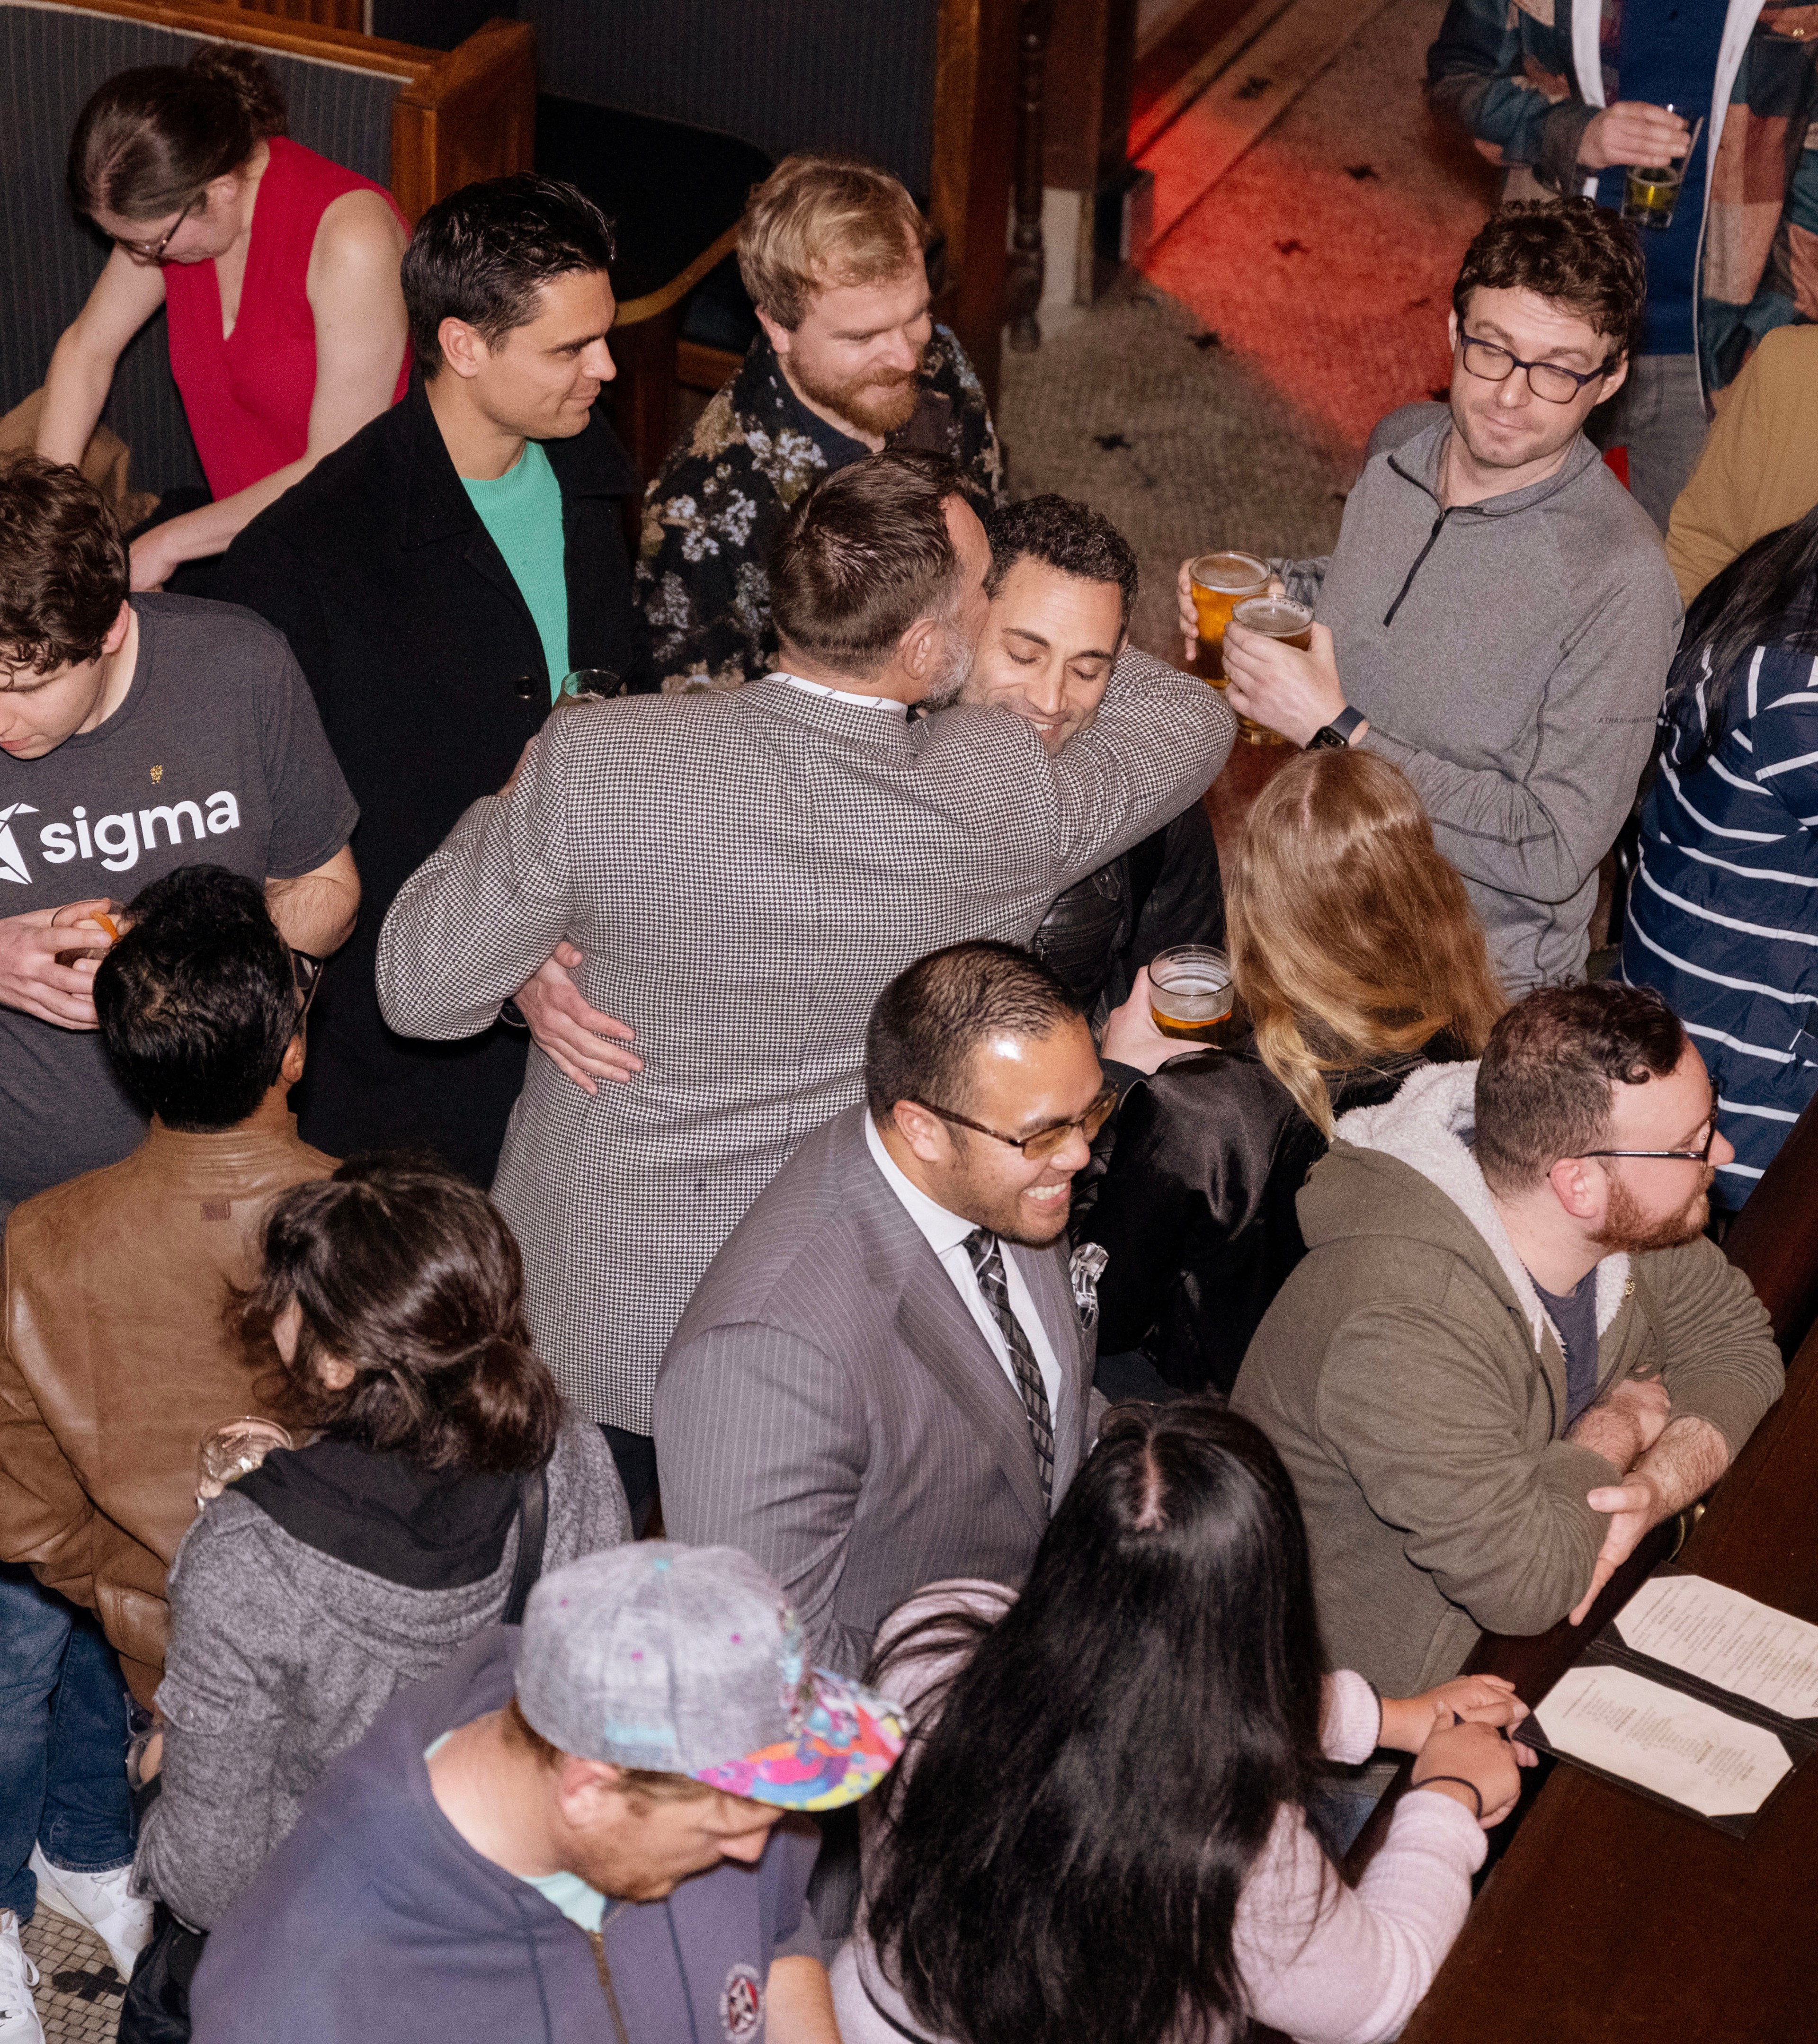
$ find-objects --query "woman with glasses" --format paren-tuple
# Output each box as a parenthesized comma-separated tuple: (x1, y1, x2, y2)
(834, 1401, 1529, 2044)
(36, 45, 410, 594)
(1622, 497, 1818, 1210)
(1076, 749, 1505, 1400)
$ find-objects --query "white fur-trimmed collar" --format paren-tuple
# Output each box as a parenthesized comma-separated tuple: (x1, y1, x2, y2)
(1334, 1062, 1631, 1357)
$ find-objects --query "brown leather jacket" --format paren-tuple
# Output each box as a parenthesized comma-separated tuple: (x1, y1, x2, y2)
(0, 1112, 332, 1704)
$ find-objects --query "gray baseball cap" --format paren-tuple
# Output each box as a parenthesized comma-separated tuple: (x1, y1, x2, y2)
(514, 1543, 905, 1812)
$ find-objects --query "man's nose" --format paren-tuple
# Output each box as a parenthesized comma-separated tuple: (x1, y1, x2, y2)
(1025, 666, 1068, 719)
(1049, 1124, 1092, 1178)
(880, 328, 920, 374)
(1495, 368, 1531, 408)
(584, 338, 616, 383)
(1711, 1126, 1736, 1169)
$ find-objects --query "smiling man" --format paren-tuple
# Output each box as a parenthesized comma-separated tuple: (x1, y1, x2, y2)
(214, 175, 655, 1185)
(979, 497, 1223, 1021)
(656, 942, 1111, 1679)
(639, 153, 1006, 691)
(1181, 200, 1682, 993)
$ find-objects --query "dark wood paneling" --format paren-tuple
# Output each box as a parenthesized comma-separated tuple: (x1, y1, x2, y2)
(1043, 0, 1137, 191)
(1721, 1086, 1818, 1357)
(932, 0, 1017, 410)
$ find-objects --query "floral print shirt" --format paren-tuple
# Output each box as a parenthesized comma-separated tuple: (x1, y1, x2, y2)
(636, 325, 1007, 692)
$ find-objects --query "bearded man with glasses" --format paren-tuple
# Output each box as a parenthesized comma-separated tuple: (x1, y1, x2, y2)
(1177, 198, 1682, 996)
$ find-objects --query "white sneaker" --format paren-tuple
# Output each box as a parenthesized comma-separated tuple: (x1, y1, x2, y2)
(0, 1911, 44, 2044)
(27, 1845, 152, 1981)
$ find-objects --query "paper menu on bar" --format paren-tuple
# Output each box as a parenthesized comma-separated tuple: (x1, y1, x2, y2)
(1531, 1664, 1792, 1820)
(1613, 1572, 1818, 1721)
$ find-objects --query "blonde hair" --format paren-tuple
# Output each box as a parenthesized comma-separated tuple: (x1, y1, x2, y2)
(737, 153, 927, 330)
(1226, 750, 1506, 1134)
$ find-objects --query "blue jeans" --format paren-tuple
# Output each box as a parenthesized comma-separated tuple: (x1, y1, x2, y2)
(0, 1564, 135, 1917)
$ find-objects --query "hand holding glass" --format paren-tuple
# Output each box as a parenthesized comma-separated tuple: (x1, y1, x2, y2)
(1148, 946, 1235, 1043)
(1622, 107, 1703, 232)
(197, 1417, 293, 1509)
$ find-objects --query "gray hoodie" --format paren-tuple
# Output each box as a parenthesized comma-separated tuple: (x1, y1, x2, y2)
(1283, 403, 1681, 992)
(137, 1414, 628, 1928)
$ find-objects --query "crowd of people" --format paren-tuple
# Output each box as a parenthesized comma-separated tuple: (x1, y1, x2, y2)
(0, 18, 1813, 2043)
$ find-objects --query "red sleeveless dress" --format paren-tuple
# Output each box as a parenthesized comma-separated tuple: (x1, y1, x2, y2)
(163, 136, 410, 500)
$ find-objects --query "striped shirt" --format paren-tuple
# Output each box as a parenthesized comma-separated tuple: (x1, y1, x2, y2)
(1622, 643, 1818, 1207)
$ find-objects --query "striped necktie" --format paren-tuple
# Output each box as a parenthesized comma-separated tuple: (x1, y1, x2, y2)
(963, 1228, 1055, 1507)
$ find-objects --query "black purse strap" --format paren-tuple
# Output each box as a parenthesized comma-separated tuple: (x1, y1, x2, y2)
(501, 1464, 548, 1626)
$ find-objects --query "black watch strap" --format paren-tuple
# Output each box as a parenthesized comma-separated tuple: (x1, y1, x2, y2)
(1308, 704, 1365, 750)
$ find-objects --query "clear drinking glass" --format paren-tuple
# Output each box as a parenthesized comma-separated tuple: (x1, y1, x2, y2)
(1622, 108, 1704, 232)
(1149, 945, 1236, 1044)
(197, 1417, 293, 1508)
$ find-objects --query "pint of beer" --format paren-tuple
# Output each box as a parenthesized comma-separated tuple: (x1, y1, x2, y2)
(1222, 596, 1315, 746)
(1188, 553, 1271, 682)
(1622, 163, 1682, 230)
(1149, 945, 1235, 1043)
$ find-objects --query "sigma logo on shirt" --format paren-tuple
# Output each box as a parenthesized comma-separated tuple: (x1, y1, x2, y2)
(0, 793, 243, 882)
(720, 1963, 763, 2041)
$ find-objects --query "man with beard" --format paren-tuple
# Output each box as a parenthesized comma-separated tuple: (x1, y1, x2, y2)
(656, 942, 1108, 1678)
(1178, 200, 1681, 995)
(1233, 983, 1782, 1834)
(638, 153, 1005, 692)
(377, 454, 1230, 1527)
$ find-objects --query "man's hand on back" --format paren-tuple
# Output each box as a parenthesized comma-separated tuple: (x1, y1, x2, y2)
(0, 902, 121, 1029)
(1570, 1413, 1730, 1625)
(1566, 1373, 1672, 1474)
(514, 942, 642, 1094)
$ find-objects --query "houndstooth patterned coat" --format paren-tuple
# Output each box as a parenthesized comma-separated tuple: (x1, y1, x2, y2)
(376, 654, 1232, 1432)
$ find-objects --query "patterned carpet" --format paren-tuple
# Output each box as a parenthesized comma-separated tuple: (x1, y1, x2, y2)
(20, 1910, 125, 2044)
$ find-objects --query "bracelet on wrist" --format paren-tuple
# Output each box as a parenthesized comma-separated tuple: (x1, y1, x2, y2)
(1414, 1773, 1484, 1818)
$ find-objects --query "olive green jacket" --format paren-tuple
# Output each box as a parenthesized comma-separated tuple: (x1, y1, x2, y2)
(1233, 1063, 1782, 1706)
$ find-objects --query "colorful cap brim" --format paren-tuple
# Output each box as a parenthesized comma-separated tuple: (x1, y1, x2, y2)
(692, 1667, 906, 1812)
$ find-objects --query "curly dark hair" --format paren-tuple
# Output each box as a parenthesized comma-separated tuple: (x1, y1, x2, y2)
(1474, 982, 1688, 1194)
(1453, 197, 1647, 371)
(0, 457, 129, 676)
(239, 1156, 562, 1474)
(984, 494, 1139, 634)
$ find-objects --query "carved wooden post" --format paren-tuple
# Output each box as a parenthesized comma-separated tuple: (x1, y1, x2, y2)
(1007, 0, 1051, 351)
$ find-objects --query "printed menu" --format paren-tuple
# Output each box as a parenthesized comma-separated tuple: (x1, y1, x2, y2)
(1524, 1566, 1818, 1837)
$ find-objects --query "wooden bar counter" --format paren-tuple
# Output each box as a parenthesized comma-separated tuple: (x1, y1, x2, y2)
(1392, 1324, 1818, 2044)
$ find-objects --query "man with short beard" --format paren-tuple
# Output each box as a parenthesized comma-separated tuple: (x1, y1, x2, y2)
(638, 153, 1006, 693)
(1233, 983, 1782, 1832)
(378, 452, 1229, 1527)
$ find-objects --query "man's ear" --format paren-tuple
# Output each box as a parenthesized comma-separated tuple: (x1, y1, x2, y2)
(280, 1033, 306, 1085)
(437, 315, 489, 382)
(1595, 348, 1630, 405)
(887, 1100, 949, 1165)
(1545, 1155, 1604, 1224)
(895, 612, 940, 683)
(755, 306, 793, 363)
(102, 602, 133, 657)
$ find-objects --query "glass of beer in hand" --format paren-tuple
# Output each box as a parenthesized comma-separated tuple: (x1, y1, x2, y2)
(197, 1417, 293, 1510)
(1149, 945, 1236, 1044)
(1622, 110, 1702, 232)
(1222, 595, 1315, 747)
(1189, 553, 1271, 685)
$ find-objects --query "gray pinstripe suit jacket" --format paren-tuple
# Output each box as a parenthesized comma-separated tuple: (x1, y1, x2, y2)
(653, 1107, 1093, 1677)
(377, 653, 1229, 1433)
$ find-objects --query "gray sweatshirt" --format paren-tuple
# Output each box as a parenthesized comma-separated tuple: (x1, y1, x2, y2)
(135, 1415, 628, 1928)
(1283, 403, 1681, 992)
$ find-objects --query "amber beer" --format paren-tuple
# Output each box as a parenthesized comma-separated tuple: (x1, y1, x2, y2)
(1188, 552, 1270, 682)
(1622, 162, 1683, 230)
(1149, 945, 1235, 1043)
(1231, 596, 1314, 651)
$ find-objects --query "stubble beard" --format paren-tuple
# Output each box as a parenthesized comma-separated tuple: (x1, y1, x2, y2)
(795, 344, 926, 439)
(1591, 1169, 1712, 1256)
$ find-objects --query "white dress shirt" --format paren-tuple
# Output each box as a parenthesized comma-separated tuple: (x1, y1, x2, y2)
(864, 1115, 1064, 1419)
(779, 672, 911, 719)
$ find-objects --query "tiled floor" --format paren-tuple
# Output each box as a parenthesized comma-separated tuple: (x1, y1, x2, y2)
(19, 1910, 125, 2044)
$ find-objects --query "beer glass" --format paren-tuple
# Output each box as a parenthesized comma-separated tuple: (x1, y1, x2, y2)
(1224, 596, 1315, 746)
(1189, 552, 1271, 683)
(1149, 945, 1235, 1044)
(197, 1417, 293, 1509)
(1622, 110, 1702, 232)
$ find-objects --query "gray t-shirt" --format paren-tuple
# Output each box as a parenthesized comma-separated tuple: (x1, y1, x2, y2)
(0, 594, 357, 1210)
(1532, 1267, 1602, 1427)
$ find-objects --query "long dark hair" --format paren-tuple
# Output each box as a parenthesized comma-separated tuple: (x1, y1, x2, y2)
(863, 1401, 1331, 2044)
(239, 1155, 560, 1474)
(69, 45, 287, 222)
(1661, 498, 1818, 772)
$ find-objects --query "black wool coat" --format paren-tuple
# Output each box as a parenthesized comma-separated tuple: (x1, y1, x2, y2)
(214, 381, 655, 1184)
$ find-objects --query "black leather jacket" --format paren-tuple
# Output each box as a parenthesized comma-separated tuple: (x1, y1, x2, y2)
(1076, 1033, 1459, 1397)
(1030, 801, 1223, 1023)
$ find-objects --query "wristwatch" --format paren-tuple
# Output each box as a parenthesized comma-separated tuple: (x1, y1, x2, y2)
(1306, 705, 1366, 751)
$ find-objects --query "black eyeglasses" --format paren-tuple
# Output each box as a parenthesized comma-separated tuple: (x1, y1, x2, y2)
(291, 948, 325, 1028)
(1458, 330, 1618, 406)
(112, 191, 202, 262)
(908, 1082, 1118, 1163)
(1574, 1097, 1720, 1168)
